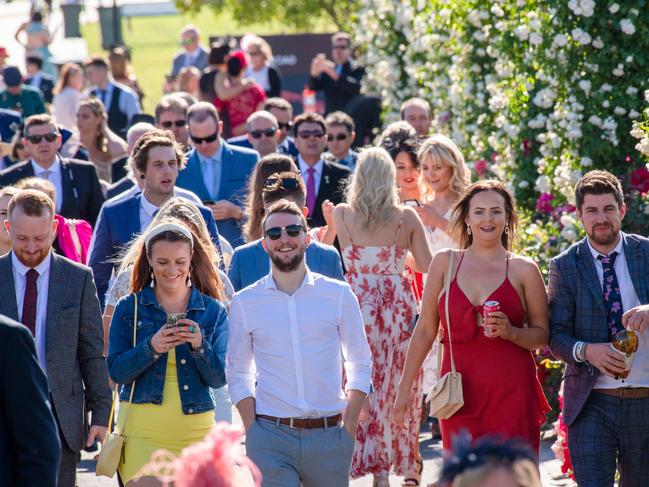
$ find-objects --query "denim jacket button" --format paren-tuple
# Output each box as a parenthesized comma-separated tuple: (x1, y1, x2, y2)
(183, 384, 189, 390)
(188, 408, 194, 414)
(154, 354, 160, 360)
(180, 358, 187, 365)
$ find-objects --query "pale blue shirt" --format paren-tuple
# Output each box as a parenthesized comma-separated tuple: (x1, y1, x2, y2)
(31, 157, 63, 212)
(12, 251, 52, 375)
(197, 142, 224, 200)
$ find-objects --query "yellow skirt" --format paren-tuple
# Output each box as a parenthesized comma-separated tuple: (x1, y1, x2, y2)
(116, 348, 214, 482)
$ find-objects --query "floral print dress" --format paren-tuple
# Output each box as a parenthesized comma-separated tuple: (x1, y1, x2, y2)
(342, 212, 423, 478)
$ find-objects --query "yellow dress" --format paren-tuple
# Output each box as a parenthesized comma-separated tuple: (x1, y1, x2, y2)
(116, 348, 215, 482)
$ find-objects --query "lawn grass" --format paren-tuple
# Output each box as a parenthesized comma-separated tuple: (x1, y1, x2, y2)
(82, 7, 333, 113)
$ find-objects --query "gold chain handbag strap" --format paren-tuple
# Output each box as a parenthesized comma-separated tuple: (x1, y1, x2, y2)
(106, 295, 138, 435)
(436, 250, 457, 381)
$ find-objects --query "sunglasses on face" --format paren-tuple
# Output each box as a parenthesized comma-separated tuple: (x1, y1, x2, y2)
(250, 128, 278, 139)
(181, 38, 196, 46)
(247, 50, 262, 56)
(278, 122, 293, 131)
(327, 133, 348, 141)
(160, 120, 187, 129)
(264, 224, 305, 240)
(297, 130, 325, 140)
(190, 132, 218, 145)
(25, 133, 58, 144)
(263, 177, 299, 190)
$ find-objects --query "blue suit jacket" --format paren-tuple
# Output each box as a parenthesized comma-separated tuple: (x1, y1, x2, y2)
(88, 192, 221, 306)
(228, 239, 344, 291)
(548, 233, 649, 426)
(176, 141, 259, 248)
(227, 134, 299, 158)
(170, 47, 209, 79)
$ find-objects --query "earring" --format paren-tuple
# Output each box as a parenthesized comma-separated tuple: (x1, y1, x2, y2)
(504, 225, 509, 235)
(186, 267, 193, 287)
(150, 271, 155, 288)
(466, 224, 472, 236)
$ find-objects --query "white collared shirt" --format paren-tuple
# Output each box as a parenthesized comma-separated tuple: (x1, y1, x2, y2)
(226, 268, 372, 418)
(584, 237, 648, 388)
(298, 156, 324, 196)
(12, 251, 52, 375)
(139, 191, 160, 231)
(31, 157, 63, 212)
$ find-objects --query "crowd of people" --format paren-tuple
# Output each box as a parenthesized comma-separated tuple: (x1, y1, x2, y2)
(0, 19, 648, 487)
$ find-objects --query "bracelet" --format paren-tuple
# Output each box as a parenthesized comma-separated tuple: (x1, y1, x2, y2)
(576, 341, 588, 362)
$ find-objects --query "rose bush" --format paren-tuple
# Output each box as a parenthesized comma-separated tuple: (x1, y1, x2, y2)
(356, 0, 649, 275)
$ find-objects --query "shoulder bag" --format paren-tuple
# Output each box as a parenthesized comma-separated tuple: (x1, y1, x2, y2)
(426, 250, 464, 419)
(96, 295, 138, 477)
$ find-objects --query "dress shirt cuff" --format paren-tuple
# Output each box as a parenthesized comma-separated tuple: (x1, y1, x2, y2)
(344, 364, 372, 395)
(227, 381, 256, 406)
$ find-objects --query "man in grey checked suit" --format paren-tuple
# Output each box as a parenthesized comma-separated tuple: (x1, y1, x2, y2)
(0, 189, 111, 487)
(549, 170, 649, 486)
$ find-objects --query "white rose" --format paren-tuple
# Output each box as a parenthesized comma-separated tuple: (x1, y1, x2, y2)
(561, 227, 578, 242)
(553, 34, 568, 47)
(515, 25, 530, 41)
(580, 157, 593, 167)
(602, 100, 610, 108)
(626, 86, 639, 96)
(578, 80, 591, 92)
(636, 138, 649, 156)
(529, 32, 543, 45)
(490, 4, 505, 17)
(600, 83, 612, 92)
(560, 214, 575, 227)
(612, 67, 624, 77)
(609, 3, 620, 13)
(620, 19, 636, 35)
(630, 125, 645, 139)
(592, 37, 604, 49)
(535, 175, 552, 193)
(614, 107, 626, 116)
(629, 109, 640, 119)
(518, 180, 530, 189)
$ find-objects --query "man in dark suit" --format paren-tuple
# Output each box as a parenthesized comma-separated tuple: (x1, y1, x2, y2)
(0, 314, 61, 487)
(25, 54, 55, 104)
(325, 111, 358, 170)
(549, 170, 649, 486)
(177, 102, 259, 248)
(293, 112, 350, 228)
(229, 169, 344, 291)
(309, 32, 365, 115)
(89, 129, 222, 306)
(227, 110, 280, 158)
(0, 114, 105, 225)
(1, 190, 111, 487)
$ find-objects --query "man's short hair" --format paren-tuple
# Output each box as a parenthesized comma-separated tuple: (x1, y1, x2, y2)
(155, 95, 189, 123)
(264, 97, 292, 115)
(262, 171, 306, 208)
(14, 177, 56, 202)
(7, 189, 54, 219)
(293, 112, 326, 136)
(187, 101, 220, 126)
(84, 55, 109, 70)
(180, 24, 200, 38)
(23, 113, 58, 137)
(0, 186, 20, 201)
(400, 97, 431, 119)
(26, 55, 43, 70)
(575, 170, 624, 211)
(262, 199, 307, 233)
(325, 111, 354, 133)
(331, 32, 351, 46)
(130, 129, 186, 174)
(246, 111, 278, 131)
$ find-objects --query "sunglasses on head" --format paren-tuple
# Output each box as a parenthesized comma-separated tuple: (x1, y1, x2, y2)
(250, 128, 277, 139)
(327, 133, 348, 141)
(25, 133, 58, 144)
(297, 130, 325, 140)
(190, 132, 218, 145)
(160, 120, 187, 128)
(263, 177, 299, 190)
(264, 224, 305, 240)
(278, 122, 293, 131)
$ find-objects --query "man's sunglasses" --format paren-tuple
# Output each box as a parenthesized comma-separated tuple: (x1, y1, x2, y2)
(278, 122, 293, 131)
(263, 177, 299, 190)
(264, 224, 305, 240)
(250, 128, 277, 139)
(297, 130, 325, 139)
(190, 132, 218, 145)
(327, 133, 348, 141)
(160, 120, 187, 128)
(25, 133, 58, 144)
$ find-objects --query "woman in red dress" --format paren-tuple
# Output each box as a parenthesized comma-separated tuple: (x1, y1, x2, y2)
(394, 180, 550, 456)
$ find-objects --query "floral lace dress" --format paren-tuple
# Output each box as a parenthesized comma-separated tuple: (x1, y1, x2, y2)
(342, 212, 423, 478)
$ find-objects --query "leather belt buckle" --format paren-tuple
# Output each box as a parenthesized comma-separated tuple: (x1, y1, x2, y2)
(288, 418, 297, 429)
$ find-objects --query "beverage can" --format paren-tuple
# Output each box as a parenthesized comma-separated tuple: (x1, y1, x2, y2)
(482, 300, 500, 337)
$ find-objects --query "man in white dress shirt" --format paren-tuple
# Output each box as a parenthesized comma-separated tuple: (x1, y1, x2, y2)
(227, 199, 372, 487)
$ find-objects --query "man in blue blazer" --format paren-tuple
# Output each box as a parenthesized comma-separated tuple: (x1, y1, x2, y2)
(229, 169, 343, 291)
(167, 25, 209, 83)
(549, 170, 649, 486)
(177, 102, 259, 248)
(89, 130, 221, 306)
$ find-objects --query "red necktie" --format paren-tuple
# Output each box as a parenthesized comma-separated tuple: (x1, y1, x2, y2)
(22, 268, 39, 336)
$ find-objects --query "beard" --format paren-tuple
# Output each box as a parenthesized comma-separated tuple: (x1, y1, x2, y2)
(269, 246, 306, 272)
(14, 246, 50, 268)
(588, 223, 620, 246)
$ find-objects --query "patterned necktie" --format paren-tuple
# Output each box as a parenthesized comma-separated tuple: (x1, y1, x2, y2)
(598, 252, 622, 339)
(22, 268, 39, 336)
(306, 167, 316, 215)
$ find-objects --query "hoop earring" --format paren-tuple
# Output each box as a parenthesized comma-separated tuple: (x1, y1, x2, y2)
(504, 225, 510, 235)
(150, 271, 155, 288)
(466, 224, 472, 236)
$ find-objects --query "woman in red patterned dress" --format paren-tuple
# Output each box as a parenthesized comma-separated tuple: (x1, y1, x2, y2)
(394, 180, 550, 457)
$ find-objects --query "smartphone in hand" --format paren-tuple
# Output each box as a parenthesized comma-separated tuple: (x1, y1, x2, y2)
(165, 313, 187, 329)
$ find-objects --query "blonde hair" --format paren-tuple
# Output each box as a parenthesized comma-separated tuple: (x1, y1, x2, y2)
(346, 147, 399, 229)
(418, 134, 470, 201)
(245, 35, 273, 62)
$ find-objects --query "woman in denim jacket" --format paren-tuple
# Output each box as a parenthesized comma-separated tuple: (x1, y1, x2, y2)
(107, 220, 228, 484)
